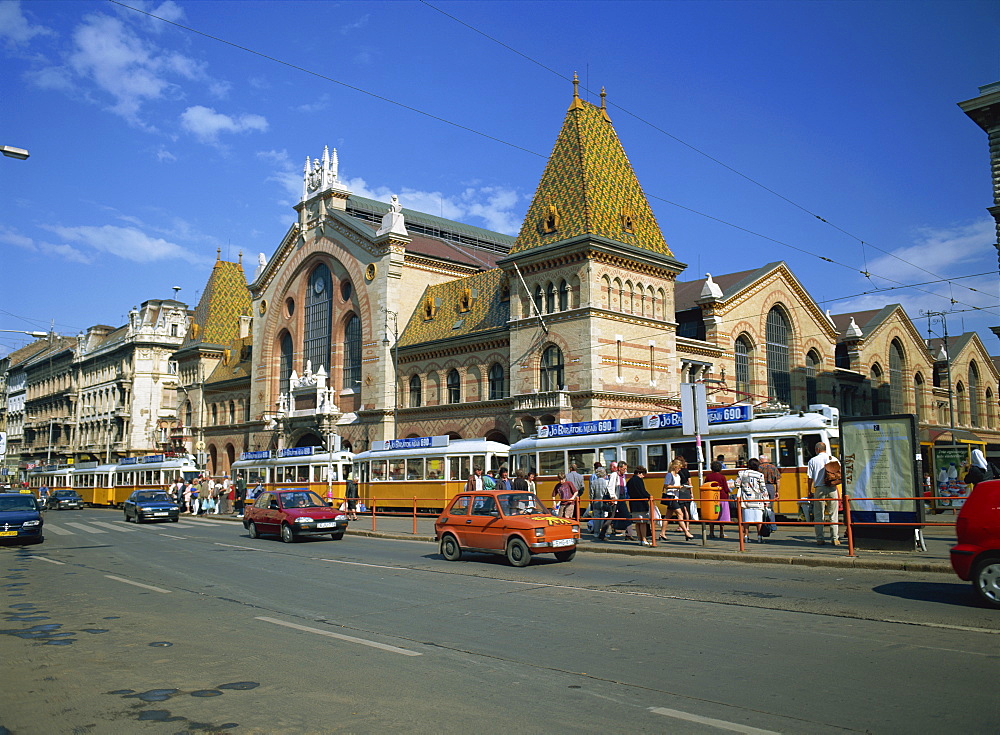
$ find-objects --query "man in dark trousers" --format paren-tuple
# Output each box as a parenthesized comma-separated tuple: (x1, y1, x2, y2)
(234, 474, 247, 517)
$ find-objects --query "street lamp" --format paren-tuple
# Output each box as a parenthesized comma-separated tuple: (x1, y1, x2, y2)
(0, 329, 47, 338)
(382, 309, 399, 436)
(1, 146, 29, 160)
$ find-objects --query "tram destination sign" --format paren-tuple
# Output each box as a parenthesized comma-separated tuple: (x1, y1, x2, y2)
(278, 447, 315, 458)
(372, 435, 450, 452)
(240, 450, 272, 461)
(643, 404, 752, 430)
(538, 419, 620, 439)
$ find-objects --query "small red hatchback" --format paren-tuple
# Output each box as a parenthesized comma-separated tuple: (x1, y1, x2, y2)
(435, 489, 580, 567)
(950, 479, 1000, 608)
(244, 489, 348, 543)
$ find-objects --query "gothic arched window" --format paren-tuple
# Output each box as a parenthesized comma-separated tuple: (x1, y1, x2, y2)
(488, 363, 507, 400)
(305, 263, 332, 372)
(805, 350, 820, 407)
(540, 345, 564, 392)
(889, 340, 905, 413)
(765, 307, 791, 406)
(409, 374, 422, 408)
(969, 362, 981, 427)
(343, 314, 361, 391)
(735, 335, 752, 399)
(446, 369, 461, 404)
(279, 332, 293, 395)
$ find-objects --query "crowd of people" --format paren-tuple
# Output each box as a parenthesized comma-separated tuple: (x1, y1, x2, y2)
(166, 474, 254, 518)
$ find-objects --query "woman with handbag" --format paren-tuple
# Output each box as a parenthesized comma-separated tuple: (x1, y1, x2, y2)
(661, 459, 694, 540)
(704, 460, 731, 539)
(627, 466, 652, 546)
(736, 457, 768, 543)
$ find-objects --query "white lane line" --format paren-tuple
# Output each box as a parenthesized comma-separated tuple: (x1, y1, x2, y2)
(318, 558, 415, 571)
(255, 616, 421, 657)
(43, 524, 74, 535)
(215, 543, 275, 553)
(104, 575, 171, 593)
(159, 534, 187, 540)
(65, 522, 107, 534)
(26, 556, 65, 565)
(649, 706, 780, 734)
(171, 523, 199, 529)
(89, 521, 137, 532)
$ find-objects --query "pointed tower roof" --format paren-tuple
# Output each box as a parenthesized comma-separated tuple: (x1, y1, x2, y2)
(182, 255, 251, 348)
(509, 76, 672, 257)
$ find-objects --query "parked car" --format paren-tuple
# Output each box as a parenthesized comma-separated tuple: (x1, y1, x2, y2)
(243, 489, 348, 542)
(950, 478, 1000, 608)
(0, 492, 44, 545)
(45, 489, 84, 511)
(123, 491, 181, 523)
(435, 489, 580, 567)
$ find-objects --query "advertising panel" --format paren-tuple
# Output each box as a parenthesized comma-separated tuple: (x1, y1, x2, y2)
(931, 445, 970, 509)
(841, 415, 919, 524)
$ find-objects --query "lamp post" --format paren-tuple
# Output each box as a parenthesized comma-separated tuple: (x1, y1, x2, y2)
(382, 309, 399, 437)
(0, 146, 30, 161)
(0, 329, 47, 338)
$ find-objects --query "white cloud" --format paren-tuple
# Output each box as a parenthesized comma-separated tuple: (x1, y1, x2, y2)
(340, 14, 370, 34)
(295, 94, 330, 113)
(42, 224, 201, 264)
(0, 1, 54, 46)
(0, 225, 91, 263)
(156, 146, 177, 162)
(180, 105, 268, 143)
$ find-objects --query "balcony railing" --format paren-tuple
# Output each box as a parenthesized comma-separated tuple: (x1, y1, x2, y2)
(514, 390, 572, 412)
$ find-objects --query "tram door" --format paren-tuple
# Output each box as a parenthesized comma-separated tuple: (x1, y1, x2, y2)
(624, 446, 641, 470)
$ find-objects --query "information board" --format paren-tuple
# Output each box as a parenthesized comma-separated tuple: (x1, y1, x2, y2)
(841, 414, 919, 525)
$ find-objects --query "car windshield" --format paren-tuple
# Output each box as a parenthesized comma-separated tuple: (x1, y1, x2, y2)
(281, 492, 327, 509)
(53, 491, 79, 498)
(0, 497, 39, 512)
(497, 492, 544, 515)
(136, 492, 170, 502)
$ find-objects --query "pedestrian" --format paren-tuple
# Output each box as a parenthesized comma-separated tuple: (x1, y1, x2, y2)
(465, 466, 485, 493)
(187, 479, 199, 514)
(661, 459, 695, 540)
(565, 462, 585, 502)
(496, 467, 512, 492)
(196, 474, 210, 515)
(610, 461, 631, 538)
(344, 471, 359, 520)
(525, 470, 537, 495)
(551, 472, 577, 518)
(249, 478, 265, 503)
(234, 474, 247, 517)
(594, 467, 618, 540)
(806, 442, 840, 546)
(483, 469, 497, 491)
(737, 457, 769, 543)
(217, 474, 231, 515)
(964, 448, 990, 487)
(758, 454, 781, 505)
(627, 466, 652, 546)
(704, 461, 731, 539)
(588, 466, 610, 536)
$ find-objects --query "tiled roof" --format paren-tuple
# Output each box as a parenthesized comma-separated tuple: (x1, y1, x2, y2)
(830, 307, 896, 338)
(4, 339, 52, 367)
(509, 91, 671, 257)
(182, 260, 250, 348)
(674, 263, 783, 310)
(353, 218, 501, 270)
(399, 268, 509, 348)
(206, 337, 252, 385)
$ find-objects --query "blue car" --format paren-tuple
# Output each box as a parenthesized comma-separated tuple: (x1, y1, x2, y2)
(0, 493, 44, 545)
(123, 491, 181, 523)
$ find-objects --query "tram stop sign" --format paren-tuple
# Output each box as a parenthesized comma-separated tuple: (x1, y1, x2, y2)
(679, 383, 710, 436)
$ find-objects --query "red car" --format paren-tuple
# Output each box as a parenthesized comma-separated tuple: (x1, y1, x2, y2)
(243, 489, 348, 543)
(435, 489, 580, 567)
(950, 479, 1000, 608)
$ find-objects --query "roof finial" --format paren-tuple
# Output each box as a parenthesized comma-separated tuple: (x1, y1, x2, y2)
(599, 86, 612, 122)
(568, 71, 584, 111)
(216, 248, 221, 261)
(238, 249, 243, 265)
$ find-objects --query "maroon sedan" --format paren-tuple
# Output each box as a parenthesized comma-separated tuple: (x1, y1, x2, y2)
(243, 489, 348, 543)
(950, 478, 1000, 608)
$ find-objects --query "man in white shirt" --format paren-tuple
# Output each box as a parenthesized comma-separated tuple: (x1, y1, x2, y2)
(806, 441, 840, 545)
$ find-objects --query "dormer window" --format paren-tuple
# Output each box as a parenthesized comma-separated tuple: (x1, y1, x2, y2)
(459, 287, 478, 313)
(423, 295, 440, 320)
(542, 205, 560, 234)
(621, 207, 635, 233)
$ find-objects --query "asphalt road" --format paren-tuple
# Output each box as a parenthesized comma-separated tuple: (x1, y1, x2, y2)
(1, 508, 997, 734)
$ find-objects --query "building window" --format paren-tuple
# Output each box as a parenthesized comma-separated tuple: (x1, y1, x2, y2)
(969, 363, 980, 427)
(985, 388, 995, 429)
(805, 350, 819, 407)
(184, 401, 192, 428)
(280, 332, 293, 395)
(343, 314, 362, 391)
(558, 280, 569, 311)
(488, 363, 507, 400)
(409, 375, 422, 408)
(305, 264, 332, 372)
(835, 343, 850, 369)
(229, 400, 236, 424)
(913, 373, 924, 425)
(735, 335, 752, 399)
(540, 345, 564, 392)
(765, 307, 791, 406)
(211, 404, 218, 425)
(446, 369, 461, 404)
(956, 383, 966, 426)
(545, 282, 556, 314)
(533, 285, 543, 316)
(870, 364, 884, 415)
(889, 340, 905, 413)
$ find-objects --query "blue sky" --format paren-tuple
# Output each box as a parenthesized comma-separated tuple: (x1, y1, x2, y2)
(1, 0, 998, 358)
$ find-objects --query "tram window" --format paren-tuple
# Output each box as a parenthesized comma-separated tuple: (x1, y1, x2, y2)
(296, 465, 309, 482)
(624, 447, 641, 470)
(647, 445, 669, 472)
(709, 440, 749, 469)
(406, 458, 424, 480)
(758, 439, 777, 465)
(388, 459, 405, 481)
(671, 442, 699, 469)
(802, 434, 824, 462)
(568, 450, 595, 474)
(473, 455, 487, 474)
(514, 454, 533, 474)
(449, 456, 470, 481)
(600, 448, 617, 468)
(539, 451, 564, 476)
(489, 454, 505, 473)
(427, 459, 444, 480)
(778, 438, 797, 468)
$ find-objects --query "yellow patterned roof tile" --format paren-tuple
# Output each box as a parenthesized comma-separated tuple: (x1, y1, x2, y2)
(399, 268, 509, 348)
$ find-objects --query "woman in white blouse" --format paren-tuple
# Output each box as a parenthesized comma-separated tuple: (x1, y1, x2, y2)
(736, 457, 768, 543)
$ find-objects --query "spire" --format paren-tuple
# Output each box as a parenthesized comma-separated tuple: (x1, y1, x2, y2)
(510, 80, 672, 257)
(599, 87, 611, 122)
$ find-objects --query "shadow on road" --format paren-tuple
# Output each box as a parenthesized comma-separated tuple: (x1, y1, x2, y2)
(872, 580, 977, 608)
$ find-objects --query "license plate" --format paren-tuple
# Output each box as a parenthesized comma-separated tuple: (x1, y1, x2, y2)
(551, 538, 574, 548)
(0, 531, 17, 537)
(153, 513, 167, 516)
(316, 522, 336, 528)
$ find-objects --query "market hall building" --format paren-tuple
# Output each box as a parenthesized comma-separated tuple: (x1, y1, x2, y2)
(170, 83, 1000, 476)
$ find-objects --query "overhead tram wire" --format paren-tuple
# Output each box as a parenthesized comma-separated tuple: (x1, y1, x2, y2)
(110, 0, 995, 318)
(418, 0, 992, 304)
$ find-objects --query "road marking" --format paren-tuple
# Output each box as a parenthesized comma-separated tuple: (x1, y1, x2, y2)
(105, 575, 171, 593)
(255, 616, 421, 656)
(318, 558, 411, 570)
(26, 556, 65, 565)
(215, 543, 275, 553)
(43, 524, 74, 535)
(159, 534, 187, 540)
(172, 523, 199, 529)
(649, 706, 779, 734)
(65, 522, 107, 534)
(89, 521, 137, 532)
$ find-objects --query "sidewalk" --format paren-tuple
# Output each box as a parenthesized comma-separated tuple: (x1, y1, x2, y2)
(200, 512, 956, 573)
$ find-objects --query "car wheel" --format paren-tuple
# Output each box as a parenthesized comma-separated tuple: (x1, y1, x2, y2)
(506, 537, 531, 567)
(331, 531, 345, 541)
(554, 548, 576, 562)
(972, 557, 1000, 609)
(280, 524, 295, 543)
(248, 522, 259, 539)
(440, 534, 462, 561)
